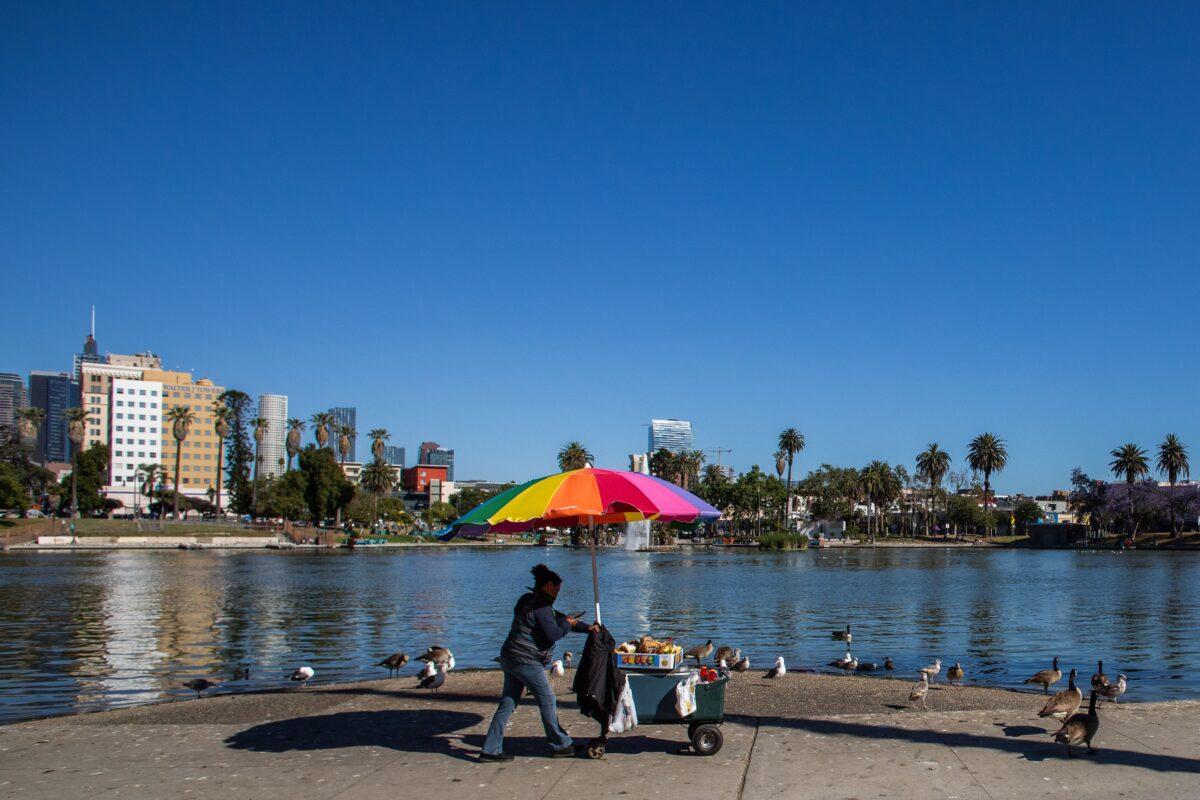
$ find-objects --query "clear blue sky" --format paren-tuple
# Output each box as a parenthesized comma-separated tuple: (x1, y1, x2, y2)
(3, 2, 1197, 491)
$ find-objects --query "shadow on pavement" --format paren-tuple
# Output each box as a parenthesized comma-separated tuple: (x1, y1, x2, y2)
(224, 709, 484, 762)
(754, 715, 1200, 773)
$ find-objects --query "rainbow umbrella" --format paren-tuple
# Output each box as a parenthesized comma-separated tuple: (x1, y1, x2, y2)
(441, 467, 720, 623)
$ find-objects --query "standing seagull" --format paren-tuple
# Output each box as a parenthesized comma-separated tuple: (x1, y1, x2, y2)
(685, 640, 714, 665)
(764, 657, 786, 679)
(419, 663, 447, 692)
(564, 652, 574, 670)
(919, 659, 942, 681)
(830, 651, 853, 669)
(1098, 674, 1127, 703)
(1024, 657, 1063, 694)
(731, 655, 750, 672)
(183, 678, 219, 699)
(377, 653, 408, 677)
(550, 660, 565, 677)
(289, 666, 315, 687)
(909, 673, 930, 710)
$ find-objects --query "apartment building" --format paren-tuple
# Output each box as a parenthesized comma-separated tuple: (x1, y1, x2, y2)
(147, 370, 225, 501)
(106, 377, 164, 509)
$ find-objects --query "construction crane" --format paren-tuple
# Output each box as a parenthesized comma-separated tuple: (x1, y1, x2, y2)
(703, 447, 732, 466)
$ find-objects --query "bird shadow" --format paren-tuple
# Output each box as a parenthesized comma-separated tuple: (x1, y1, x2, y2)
(224, 709, 485, 763)
(996, 723, 1046, 738)
(749, 715, 1200, 773)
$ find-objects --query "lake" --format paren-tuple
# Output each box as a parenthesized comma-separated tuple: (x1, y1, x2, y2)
(1, 546, 1196, 724)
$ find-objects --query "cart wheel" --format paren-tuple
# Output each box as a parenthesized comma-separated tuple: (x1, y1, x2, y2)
(691, 724, 723, 756)
(587, 739, 606, 760)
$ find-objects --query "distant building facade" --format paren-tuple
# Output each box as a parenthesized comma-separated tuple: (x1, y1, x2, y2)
(106, 376, 164, 509)
(29, 371, 79, 463)
(383, 444, 406, 467)
(418, 441, 455, 480)
(0, 372, 26, 435)
(330, 407, 357, 461)
(648, 419, 694, 454)
(146, 370, 225, 501)
(257, 394, 288, 478)
(403, 463, 448, 493)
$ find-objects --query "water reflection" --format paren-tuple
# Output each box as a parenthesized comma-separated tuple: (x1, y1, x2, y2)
(1, 547, 1199, 723)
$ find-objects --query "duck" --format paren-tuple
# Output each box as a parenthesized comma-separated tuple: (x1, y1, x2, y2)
(1038, 669, 1082, 720)
(854, 661, 880, 672)
(1024, 656, 1063, 694)
(764, 656, 786, 679)
(731, 656, 750, 672)
(183, 678, 219, 698)
(685, 640, 714, 665)
(1097, 674, 1127, 703)
(909, 673, 930, 710)
(417, 646, 453, 666)
(564, 651, 574, 669)
(1053, 690, 1099, 756)
(884, 657, 895, 671)
(832, 624, 852, 643)
(714, 645, 737, 664)
(919, 659, 942, 681)
(419, 663, 447, 692)
(829, 651, 853, 669)
(377, 652, 408, 677)
(288, 666, 315, 687)
(946, 662, 964, 685)
(550, 659, 565, 677)
(1091, 659, 1109, 690)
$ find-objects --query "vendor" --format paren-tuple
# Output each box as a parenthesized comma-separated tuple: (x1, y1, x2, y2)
(480, 563, 597, 762)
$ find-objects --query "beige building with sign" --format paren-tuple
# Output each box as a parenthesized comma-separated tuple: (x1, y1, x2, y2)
(145, 370, 226, 501)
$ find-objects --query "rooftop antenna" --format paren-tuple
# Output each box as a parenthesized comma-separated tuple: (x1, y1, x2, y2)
(90, 305, 95, 337)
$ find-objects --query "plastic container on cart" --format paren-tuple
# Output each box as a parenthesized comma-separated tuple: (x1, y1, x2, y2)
(613, 651, 685, 672)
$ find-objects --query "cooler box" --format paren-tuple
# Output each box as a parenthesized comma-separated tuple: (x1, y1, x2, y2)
(624, 672, 727, 724)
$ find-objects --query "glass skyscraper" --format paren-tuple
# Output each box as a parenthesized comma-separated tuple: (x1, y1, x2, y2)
(418, 441, 454, 480)
(329, 406, 357, 462)
(383, 445, 406, 467)
(648, 419, 694, 454)
(0, 372, 25, 436)
(29, 371, 79, 463)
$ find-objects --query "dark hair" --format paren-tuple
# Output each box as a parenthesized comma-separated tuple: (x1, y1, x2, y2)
(531, 563, 562, 587)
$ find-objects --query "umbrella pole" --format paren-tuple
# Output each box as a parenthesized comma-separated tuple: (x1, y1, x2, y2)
(588, 516, 601, 626)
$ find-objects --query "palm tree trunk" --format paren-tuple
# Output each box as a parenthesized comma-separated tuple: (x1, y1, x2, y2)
(335, 454, 344, 528)
(173, 442, 182, 521)
(251, 454, 260, 516)
(215, 441, 224, 518)
(70, 450, 79, 519)
(784, 455, 794, 529)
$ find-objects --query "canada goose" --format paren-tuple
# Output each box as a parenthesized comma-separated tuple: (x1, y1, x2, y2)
(685, 640, 714, 664)
(919, 659, 942, 680)
(550, 659, 565, 676)
(564, 652, 574, 669)
(377, 652, 408, 677)
(1098, 674, 1127, 703)
(1053, 690, 1099, 756)
(884, 657, 895, 671)
(764, 656, 786, 679)
(417, 646, 453, 666)
(1024, 657, 1062, 694)
(832, 624, 852, 643)
(232, 665, 251, 681)
(909, 673, 930, 710)
(183, 678, 219, 698)
(829, 651, 853, 669)
(1091, 660, 1109, 689)
(946, 662, 964, 685)
(1039, 669, 1082, 720)
(419, 663, 447, 692)
(731, 656, 750, 672)
(714, 645, 737, 664)
(855, 661, 880, 672)
(289, 666, 314, 687)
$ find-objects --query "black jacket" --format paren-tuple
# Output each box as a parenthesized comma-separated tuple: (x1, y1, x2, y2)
(500, 590, 588, 666)
(572, 625, 625, 725)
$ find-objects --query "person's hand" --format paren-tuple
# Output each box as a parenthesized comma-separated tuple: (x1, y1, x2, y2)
(565, 615, 578, 627)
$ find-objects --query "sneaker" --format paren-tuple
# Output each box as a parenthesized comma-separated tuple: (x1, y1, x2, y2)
(479, 752, 514, 763)
(550, 744, 583, 758)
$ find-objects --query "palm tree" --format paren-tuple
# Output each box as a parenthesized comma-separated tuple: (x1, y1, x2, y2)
(310, 411, 334, 450)
(369, 428, 390, 463)
(165, 406, 196, 520)
(557, 441, 593, 471)
(915, 443, 951, 534)
(1156, 434, 1190, 486)
(359, 459, 396, 524)
(15, 407, 45, 459)
(1109, 443, 1149, 485)
(286, 418, 305, 471)
(966, 433, 1008, 532)
(137, 463, 161, 521)
(777, 428, 805, 525)
(859, 461, 902, 539)
(66, 407, 88, 518)
(212, 403, 231, 518)
(678, 450, 706, 490)
(251, 416, 269, 515)
(336, 424, 355, 464)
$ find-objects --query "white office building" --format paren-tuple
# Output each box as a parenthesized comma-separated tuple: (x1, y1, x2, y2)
(648, 419, 694, 454)
(257, 394, 288, 478)
(106, 377, 163, 510)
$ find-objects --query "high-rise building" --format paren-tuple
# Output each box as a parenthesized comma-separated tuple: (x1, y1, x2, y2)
(150, 370, 225, 501)
(80, 361, 143, 452)
(329, 407, 357, 461)
(418, 441, 455, 480)
(383, 444, 406, 467)
(0, 372, 26, 436)
(29, 371, 79, 463)
(106, 376, 164, 509)
(257, 394, 288, 478)
(72, 307, 104, 382)
(648, 419, 694, 454)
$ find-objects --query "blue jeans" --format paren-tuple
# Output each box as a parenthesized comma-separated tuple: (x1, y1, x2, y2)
(482, 659, 572, 755)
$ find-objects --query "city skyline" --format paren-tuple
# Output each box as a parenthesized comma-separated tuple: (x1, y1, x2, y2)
(4, 5, 1198, 492)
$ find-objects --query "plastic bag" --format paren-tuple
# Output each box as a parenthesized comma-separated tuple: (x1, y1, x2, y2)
(609, 681, 639, 734)
(675, 672, 699, 717)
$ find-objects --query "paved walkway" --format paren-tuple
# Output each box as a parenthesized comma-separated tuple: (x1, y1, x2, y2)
(1, 672, 1197, 799)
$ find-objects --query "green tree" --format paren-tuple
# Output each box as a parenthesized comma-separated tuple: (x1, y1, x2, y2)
(557, 441, 593, 471)
(649, 448, 678, 484)
(1013, 498, 1044, 533)
(251, 416, 269, 515)
(859, 460, 902, 539)
(358, 459, 396, 523)
(310, 411, 334, 451)
(65, 407, 87, 518)
(260, 471, 308, 520)
(369, 428, 389, 463)
(915, 443, 951, 534)
(1156, 434, 1189, 486)
(60, 444, 116, 516)
(0, 462, 31, 508)
(677, 450, 705, 490)
(946, 494, 985, 536)
(1109, 443, 1149, 484)
(777, 428, 805, 526)
(165, 405, 196, 520)
(15, 407, 45, 462)
(136, 463, 161, 519)
(966, 433, 1008, 533)
(421, 501, 459, 530)
(297, 445, 354, 525)
(212, 403, 231, 517)
(220, 390, 254, 514)
(285, 418, 305, 471)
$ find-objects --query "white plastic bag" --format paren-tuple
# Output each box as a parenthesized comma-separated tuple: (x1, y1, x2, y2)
(674, 672, 699, 717)
(609, 681, 639, 734)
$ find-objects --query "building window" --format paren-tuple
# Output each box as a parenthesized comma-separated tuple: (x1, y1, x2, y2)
(116, 413, 123, 419)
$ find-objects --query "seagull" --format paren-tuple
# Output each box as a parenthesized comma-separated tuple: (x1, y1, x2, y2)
(419, 663, 447, 692)
(417, 646, 453, 666)
(731, 656, 750, 672)
(1098, 674, 1127, 703)
(377, 653, 408, 677)
(564, 652, 574, 669)
(419, 661, 436, 679)
(550, 660, 565, 676)
(289, 666, 315, 687)
(829, 651, 853, 669)
(183, 678, 219, 699)
(716, 658, 731, 678)
(919, 659, 942, 681)
(764, 656, 786, 679)
(909, 673, 930, 710)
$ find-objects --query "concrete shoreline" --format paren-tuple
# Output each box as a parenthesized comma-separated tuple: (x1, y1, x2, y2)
(3, 670, 1196, 799)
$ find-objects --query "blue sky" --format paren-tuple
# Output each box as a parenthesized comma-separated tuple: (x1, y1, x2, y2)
(2, 2, 1197, 491)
